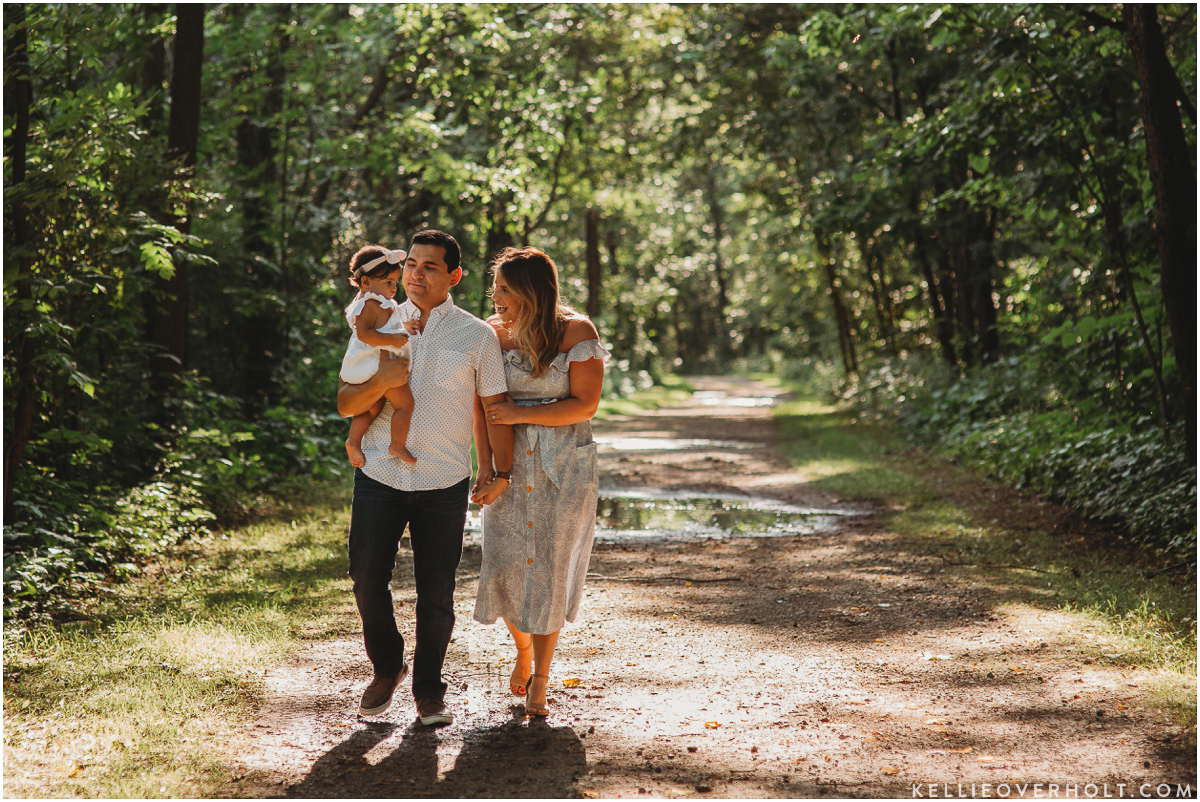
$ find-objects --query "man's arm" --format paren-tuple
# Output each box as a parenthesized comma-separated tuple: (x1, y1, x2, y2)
(480, 391, 513, 473)
(470, 391, 513, 505)
(337, 353, 409, 417)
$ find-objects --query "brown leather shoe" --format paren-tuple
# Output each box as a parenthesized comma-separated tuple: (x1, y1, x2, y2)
(416, 697, 453, 726)
(358, 663, 408, 716)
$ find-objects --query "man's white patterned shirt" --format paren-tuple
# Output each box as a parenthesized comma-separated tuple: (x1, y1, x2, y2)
(358, 297, 507, 491)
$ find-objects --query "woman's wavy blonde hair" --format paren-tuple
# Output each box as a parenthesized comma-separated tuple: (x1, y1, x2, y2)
(489, 247, 575, 378)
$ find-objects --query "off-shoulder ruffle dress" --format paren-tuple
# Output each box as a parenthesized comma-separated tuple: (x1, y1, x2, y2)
(473, 338, 609, 634)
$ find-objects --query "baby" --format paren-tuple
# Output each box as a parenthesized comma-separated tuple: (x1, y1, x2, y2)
(341, 245, 419, 466)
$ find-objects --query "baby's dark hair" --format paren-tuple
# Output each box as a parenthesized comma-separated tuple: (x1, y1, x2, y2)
(348, 244, 402, 288)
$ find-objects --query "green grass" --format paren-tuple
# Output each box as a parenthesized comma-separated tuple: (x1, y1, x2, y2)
(767, 377, 1196, 726)
(595, 374, 693, 418)
(2, 378, 696, 796)
(3, 498, 356, 798)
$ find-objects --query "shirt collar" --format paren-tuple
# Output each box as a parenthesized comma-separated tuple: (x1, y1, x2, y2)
(403, 296, 455, 331)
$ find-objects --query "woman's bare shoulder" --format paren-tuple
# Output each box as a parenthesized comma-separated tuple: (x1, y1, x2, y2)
(559, 315, 600, 351)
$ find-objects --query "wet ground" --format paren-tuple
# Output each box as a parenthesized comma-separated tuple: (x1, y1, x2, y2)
(229, 377, 1196, 798)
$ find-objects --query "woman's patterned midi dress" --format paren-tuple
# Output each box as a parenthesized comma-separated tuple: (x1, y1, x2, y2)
(473, 338, 609, 634)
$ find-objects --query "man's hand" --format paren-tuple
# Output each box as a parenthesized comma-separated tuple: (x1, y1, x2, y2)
(337, 353, 411, 418)
(470, 471, 510, 505)
(376, 351, 410, 384)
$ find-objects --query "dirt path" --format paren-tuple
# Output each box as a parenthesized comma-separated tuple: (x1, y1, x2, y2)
(231, 377, 1195, 798)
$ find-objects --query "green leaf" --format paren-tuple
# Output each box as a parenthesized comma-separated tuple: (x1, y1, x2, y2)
(139, 242, 175, 279)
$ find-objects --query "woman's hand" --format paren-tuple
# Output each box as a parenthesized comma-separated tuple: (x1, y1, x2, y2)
(483, 397, 524, 425)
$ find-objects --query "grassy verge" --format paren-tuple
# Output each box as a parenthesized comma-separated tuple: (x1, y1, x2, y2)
(595, 374, 693, 418)
(2, 379, 693, 797)
(2, 478, 356, 798)
(769, 380, 1196, 729)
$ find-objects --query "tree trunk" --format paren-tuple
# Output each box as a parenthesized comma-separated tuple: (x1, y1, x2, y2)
(1124, 3, 1197, 454)
(972, 211, 1001, 364)
(704, 169, 731, 364)
(147, 4, 204, 383)
(482, 196, 515, 315)
(237, 5, 289, 412)
(858, 239, 897, 358)
(4, 3, 34, 518)
(818, 238, 857, 375)
(585, 208, 602, 320)
(909, 192, 957, 366)
(139, 4, 167, 129)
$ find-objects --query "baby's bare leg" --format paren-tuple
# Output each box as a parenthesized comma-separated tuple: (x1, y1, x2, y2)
(346, 399, 385, 467)
(385, 384, 417, 464)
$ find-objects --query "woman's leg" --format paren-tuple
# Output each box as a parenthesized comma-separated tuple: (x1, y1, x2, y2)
(527, 630, 560, 716)
(346, 399, 384, 467)
(503, 617, 534, 695)
(385, 384, 417, 464)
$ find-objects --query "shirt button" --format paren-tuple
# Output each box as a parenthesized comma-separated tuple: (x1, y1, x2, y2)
(526, 486, 533, 492)
(526, 449, 533, 456)
(527, 558, 534, 565)
(527, 521, 534, 528)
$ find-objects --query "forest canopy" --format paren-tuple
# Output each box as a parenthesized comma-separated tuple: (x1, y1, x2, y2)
(4, 3, 1195, 619)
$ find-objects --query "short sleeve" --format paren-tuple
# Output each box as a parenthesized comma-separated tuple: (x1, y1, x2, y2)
(345, 292, 399, 325)
(475, 325, 508, 397)
(564, 338, 609, 365)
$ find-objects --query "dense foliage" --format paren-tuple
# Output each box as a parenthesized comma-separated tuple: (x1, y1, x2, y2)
(4, 4, 1194, 620)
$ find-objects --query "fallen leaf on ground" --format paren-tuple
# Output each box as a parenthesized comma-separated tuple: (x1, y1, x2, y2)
(562, 677, 581, 688)
(705, 721, 720, 729)
(920, 652, 953, 660)
(947, 746, 974, 754)
(882, 767, 900, 775)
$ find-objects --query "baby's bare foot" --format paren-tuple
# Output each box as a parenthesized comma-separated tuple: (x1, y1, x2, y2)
(389, 444, 417, 464)
(346, 439, 366, 468)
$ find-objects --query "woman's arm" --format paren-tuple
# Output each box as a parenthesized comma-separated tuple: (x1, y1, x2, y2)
(483, 317, 604, 427)
(337, 354, 409, 417)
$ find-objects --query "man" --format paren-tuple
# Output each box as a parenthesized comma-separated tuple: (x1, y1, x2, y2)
(338, 229, 513, 726)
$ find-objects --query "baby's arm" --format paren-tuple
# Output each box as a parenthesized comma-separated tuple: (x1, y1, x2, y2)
(354, 300, 410, 348)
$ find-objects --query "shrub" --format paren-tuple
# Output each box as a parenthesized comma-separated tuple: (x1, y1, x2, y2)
(848, 356, 1196, 558)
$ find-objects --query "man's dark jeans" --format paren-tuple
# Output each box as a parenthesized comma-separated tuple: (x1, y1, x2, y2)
(348, 470, 469, 702)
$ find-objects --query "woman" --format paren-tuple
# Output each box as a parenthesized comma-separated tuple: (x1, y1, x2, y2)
(471, 246, 607, 718)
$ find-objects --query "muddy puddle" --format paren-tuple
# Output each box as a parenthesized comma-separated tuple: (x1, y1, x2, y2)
(592, 488, 858, 540)
(594, 435, 753, 451)
(689, 390, 782, 407)
(461, 490, 857, 544)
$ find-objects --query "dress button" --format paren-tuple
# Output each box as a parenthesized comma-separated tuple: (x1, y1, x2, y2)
(527, 521, 534, 528)
(527, 558, 534, 565)
(526, 449, 534, 456)
(526, 486, 533, 492)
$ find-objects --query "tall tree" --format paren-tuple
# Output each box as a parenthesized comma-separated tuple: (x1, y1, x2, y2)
(147, 4, 204, 384)
(4, 3, 34, 517)
(1124, 3, 1197, 453)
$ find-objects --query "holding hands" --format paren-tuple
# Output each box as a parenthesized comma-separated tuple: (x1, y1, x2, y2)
(471, 469, 510, 506)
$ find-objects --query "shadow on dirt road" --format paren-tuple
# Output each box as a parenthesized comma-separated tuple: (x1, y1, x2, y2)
(230, 377, 1194, 799)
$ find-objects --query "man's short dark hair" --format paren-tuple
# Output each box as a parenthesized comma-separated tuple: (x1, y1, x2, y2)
(409, 229, 461, 272)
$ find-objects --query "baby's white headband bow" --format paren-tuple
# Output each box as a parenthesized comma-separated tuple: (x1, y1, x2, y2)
(360, 248, 406, 273)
